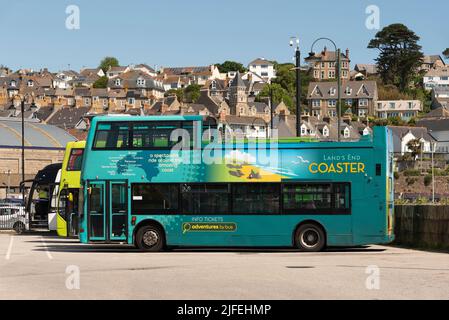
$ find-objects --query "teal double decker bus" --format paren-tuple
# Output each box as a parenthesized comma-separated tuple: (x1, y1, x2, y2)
(79, 115, 394, 252)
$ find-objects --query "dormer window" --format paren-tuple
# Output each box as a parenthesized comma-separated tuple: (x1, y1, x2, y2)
(329, 87, 336, 95)
(343, 127, 350, 138)
(10, 80, 16, 87)
(137, 78, 146, 87)
(323, 126, 329, 137)
(211, 81, 217, 90)
(345, 87, 352, 95)
(115, 79, 122, 86)
(27, 80, 34, 87)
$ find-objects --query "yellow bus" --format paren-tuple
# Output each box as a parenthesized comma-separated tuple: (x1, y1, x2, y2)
(56, 141, 85, 237)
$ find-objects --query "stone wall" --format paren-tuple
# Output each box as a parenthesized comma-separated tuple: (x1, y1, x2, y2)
(394, 205, 449, 250)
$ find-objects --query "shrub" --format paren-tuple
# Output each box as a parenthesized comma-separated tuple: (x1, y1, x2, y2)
(424, 175, 432, 186)
(403, 169, 420, 176)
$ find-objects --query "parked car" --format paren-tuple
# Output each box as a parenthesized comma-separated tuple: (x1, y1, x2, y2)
(0, 205, 27, 233)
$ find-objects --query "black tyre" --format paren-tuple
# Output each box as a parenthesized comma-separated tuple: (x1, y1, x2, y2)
(135, 225, 165, 252)
(13, 222, 25, 234)
(294, 223, 326, 252)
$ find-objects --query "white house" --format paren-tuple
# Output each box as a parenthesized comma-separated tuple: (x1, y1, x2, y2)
(375, 100, 422, 120)
(389, 126, 435, 156)
(423, 66, 449, 91)
(248, 58, 276, 83)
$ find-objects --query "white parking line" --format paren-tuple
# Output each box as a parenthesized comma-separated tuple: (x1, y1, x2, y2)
(5, 235, 14, 260)
(40, 236, 53, 260)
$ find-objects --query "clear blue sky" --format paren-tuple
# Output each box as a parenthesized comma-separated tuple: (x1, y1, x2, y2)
(0, 0, 448, 71)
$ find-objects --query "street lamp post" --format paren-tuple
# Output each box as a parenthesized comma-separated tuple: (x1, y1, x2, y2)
(290, 37, 301, 137)
(309, 38, 341, 141)
(10, 93, 35, 203)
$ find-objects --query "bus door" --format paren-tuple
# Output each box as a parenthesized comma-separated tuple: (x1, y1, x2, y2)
(87, 181, 128, 242)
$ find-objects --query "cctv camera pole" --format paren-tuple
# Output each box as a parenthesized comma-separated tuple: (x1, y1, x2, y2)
(21, 98, 25, 202)
(296, 46, 301, 137)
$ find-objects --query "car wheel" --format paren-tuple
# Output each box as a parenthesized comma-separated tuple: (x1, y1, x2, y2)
(13, 222, 25, 234)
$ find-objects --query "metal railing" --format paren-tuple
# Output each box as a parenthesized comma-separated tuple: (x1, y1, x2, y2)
(0, 204, 28, 233)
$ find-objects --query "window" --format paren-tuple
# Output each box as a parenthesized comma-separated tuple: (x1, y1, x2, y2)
(132, 184, 179, 213)
(93, 121, 194, 150)
(328, 71, 335, 78)
(346, 99, 353, 106)
(283, 183, 350, 214)
(322, 126, 329, 137)
(345, 87, 352, 95)
(328, 99, 337, 107)
(359, 99, 369, 107)
(389, 102, 395, 109)
(137, 78, 146, 86)
(115, 79, 121, 86)
(408, 102, 413, 109)
(312, 100, 321, 107)
(10, 80, 16, 87)
(27, 80, 34, 87)
(329, 87, 336, 95)
(261, 72, 269, 77)
(182, 184, 230, 214)
(232, 184, 280, 214)
(343, 127, 350, 138)
(128, 98, 135, 105)
(93, 122, 131, 149)
(67, 149, 84, 171)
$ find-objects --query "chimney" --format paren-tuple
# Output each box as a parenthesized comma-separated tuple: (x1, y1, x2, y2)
(323, 116, 331, 124)
(345, 48, 350, 60)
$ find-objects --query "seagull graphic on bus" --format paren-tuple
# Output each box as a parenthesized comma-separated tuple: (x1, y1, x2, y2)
(292, 156, 310, 165)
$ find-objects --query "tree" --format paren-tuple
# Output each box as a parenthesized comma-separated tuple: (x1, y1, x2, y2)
(368, 24, 424, 91)
(406, 138, 422, 159)
(271, 63, 312, 106)
(443, 48, 449, 60)
(93, 76, 108, 88)
(256, 83, 293, 111)
(165, 89, 184, 102)
(184, 84, 201, 103)
(216, 61, 246, 73)
(99, 57, 119, 73)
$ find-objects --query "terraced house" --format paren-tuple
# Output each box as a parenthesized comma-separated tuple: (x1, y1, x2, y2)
(305, 47, 351, 81)
(306, 81, 378, 117)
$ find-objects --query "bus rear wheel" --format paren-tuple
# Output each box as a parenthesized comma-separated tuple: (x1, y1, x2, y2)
(136, 225, 165, 252)
(294, 223, 326, 252)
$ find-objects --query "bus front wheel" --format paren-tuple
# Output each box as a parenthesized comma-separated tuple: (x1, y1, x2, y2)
(294, 223, 326, 252)
(135, 225, 165, 252)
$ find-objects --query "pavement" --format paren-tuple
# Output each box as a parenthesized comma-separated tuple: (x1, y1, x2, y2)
(0, 232, 448, 300)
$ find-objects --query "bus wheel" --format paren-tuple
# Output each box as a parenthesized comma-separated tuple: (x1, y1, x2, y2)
(294, 223, 326, 252)
(13, 222, 25, 234)
(136, 225, 165, 252)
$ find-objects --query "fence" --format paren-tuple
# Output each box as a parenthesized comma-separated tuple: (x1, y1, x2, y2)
(394, 205, 449, 250)
(0, 205, 27, 232)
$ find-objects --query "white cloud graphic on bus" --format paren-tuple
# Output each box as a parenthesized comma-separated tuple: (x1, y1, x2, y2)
(224, 150, 256, 164)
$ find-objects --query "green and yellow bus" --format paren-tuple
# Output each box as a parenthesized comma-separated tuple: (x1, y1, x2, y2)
(56, 141, 85, 237)
(78, 115, 394, 252)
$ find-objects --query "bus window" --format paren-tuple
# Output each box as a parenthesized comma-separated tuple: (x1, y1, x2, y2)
(181, 184, 230, 214)
(93, 123, 130, 149)
(283, 183, 350, 214)
(132, 184, 179, 213)
(67, 149, 84, 171)
(232, 184, 280, 214)
(151, 122, 179, 148)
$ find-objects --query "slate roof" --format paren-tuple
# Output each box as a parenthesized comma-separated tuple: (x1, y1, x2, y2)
(47, 106, 90, 129)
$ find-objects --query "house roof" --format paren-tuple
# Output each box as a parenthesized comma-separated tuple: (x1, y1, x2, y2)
(422, 107, 449, 119)
(47, 106, 90, 129)
(417, 118, 449, 132)
(423, 55, 445, 65)
(425, 66, 449, 77)
(389, 125, 435, 142)
(248, 58, 273, 66)
(0, 118, 75, 148)
(307, 81, 377, 99)
(225, 115, 267, 126)
(229, 72, 246, 88)
(305, 47, 350, 62)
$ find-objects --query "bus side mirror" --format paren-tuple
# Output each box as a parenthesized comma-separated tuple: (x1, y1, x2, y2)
(68, 193, 74, 202)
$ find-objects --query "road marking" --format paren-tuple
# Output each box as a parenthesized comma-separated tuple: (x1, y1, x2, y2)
(5, 235, 14, 260)
(40, 236, 53, 260)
